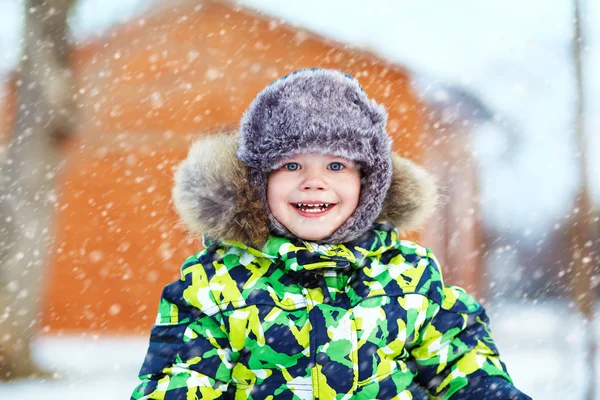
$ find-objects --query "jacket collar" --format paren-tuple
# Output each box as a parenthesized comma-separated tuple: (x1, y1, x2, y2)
(207, 222, 399, 273)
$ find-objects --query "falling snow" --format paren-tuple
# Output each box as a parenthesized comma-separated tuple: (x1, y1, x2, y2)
(0, 0, 598, 399)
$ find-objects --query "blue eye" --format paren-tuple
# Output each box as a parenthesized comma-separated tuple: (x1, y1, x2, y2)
(284, 162, 300, 171)
(328, 162, 344, 171)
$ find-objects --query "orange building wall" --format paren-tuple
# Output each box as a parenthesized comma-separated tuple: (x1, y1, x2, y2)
(0, 75, 15, 148)
(2, 0, 429, 334)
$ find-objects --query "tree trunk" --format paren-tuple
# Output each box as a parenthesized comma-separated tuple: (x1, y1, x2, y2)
(571, 1, 599, 399)
(0, 0, 77, 381)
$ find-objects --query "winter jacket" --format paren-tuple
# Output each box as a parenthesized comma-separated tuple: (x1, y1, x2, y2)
(131, 132, 530, 399)
(132, 223, 531, 399)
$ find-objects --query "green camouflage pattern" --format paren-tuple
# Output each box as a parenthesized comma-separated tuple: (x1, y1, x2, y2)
(132, 223, 512, 399)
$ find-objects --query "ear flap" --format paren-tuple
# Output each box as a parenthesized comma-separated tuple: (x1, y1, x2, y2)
(172, 131, 270, 247)
(378, 153, 440, 232)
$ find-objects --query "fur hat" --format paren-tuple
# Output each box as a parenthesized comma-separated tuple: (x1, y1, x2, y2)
(237, 68, 393, 243)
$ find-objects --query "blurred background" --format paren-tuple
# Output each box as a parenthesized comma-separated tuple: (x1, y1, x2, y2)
(0, 0, 598, 398)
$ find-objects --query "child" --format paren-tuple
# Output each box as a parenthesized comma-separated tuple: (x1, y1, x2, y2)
(132, 69, 530, 399)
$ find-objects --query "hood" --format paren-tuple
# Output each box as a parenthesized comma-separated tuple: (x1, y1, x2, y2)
(172, 131, 439, 248)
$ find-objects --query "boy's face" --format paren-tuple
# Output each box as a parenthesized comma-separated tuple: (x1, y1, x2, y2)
(267, 153, 361, 241)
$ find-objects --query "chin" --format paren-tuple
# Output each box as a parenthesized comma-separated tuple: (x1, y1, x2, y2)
(293, 230, 331, 242)
(299, 235, 325, 242)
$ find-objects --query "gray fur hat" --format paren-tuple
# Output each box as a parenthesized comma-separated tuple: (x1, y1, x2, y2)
(237, 68, 393, 243)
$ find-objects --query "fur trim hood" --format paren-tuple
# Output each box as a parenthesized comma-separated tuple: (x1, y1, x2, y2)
(172, 131, 438, 248)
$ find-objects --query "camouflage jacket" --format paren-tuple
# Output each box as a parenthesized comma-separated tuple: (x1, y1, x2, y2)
(132, 223, 527, 400)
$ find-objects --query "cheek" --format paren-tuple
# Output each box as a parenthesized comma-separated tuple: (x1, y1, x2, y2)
(266, 174, 287, 211)
(266, 179, 277, 210)
(346, 175, 362, 208)
(349, 189, 361, 211)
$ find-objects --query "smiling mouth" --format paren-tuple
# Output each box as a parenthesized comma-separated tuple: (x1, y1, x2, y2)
(292, 203, 335, 213)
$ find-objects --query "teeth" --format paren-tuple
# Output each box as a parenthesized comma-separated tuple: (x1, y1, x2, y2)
(302, 208, 325, 213)
(295, 203, 332, 212)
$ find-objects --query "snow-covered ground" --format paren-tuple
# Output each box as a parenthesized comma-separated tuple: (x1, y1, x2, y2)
(0, 335, 147, 399)
(0, 300, 589, 399)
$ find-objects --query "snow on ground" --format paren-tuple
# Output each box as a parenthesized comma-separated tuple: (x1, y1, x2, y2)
(0, 335, 147, 400)
(0, 300, 591, 399)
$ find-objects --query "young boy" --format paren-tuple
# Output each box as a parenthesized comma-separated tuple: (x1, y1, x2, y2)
(132, 69, 530, 399)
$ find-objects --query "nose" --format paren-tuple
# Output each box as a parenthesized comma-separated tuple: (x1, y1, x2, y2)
(301, 169, 328, 191)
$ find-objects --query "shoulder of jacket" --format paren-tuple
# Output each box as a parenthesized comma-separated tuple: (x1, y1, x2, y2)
(179, 243, 246, 278)
(392, 240, 438, 272)
(175, 248, 230, 316)
(383, 240, 443, 297)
